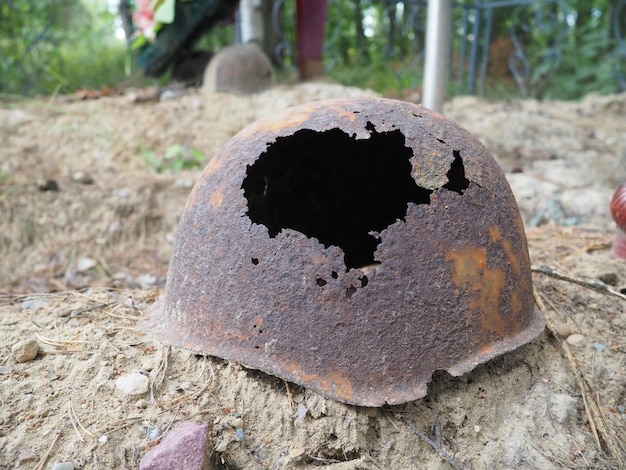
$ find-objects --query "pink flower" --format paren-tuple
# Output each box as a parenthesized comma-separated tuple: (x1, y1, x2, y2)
(133, 0, 157, 38)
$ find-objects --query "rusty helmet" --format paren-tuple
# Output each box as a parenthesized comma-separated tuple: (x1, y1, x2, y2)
(144, 97, 545, 406)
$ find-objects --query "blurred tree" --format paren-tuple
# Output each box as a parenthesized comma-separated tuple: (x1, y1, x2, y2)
(0, 0, 622, 98)
(0, 0, 89, 95)
(0, 0, 131, 96)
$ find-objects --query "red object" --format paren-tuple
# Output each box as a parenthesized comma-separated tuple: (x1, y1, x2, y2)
(611, 184, 626, 259)
(296, 0, 328, 77)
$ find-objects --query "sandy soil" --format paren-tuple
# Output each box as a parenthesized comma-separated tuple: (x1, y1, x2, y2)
(0, 83, 625, 469)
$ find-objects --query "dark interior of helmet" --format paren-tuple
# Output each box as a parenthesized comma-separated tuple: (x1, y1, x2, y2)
(242, 123, 468, 272)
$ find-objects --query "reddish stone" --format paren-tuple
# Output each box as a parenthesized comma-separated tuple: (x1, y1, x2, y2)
(140, 421, 212, 470)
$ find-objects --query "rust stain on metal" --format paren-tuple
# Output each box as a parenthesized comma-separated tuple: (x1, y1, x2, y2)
(287, 362, 355, 398)
(143, 97, 545, 407)
(210, 190, 223, 209)
(446, 247, 507, 336)
(489, 225, 501, 243)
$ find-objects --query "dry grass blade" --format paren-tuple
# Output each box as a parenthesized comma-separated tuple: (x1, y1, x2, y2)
(68, 400, 85, 442)
(35, 332, 88, 348)
(534, 288, 625, 469)
(69, 399, 95, 438)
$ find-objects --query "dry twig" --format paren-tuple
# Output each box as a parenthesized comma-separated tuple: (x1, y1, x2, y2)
(33, 430, 62, 470)
(400, 416, 464, 470)
(284, 380, 295, 410)
(531, 265, 626, 301)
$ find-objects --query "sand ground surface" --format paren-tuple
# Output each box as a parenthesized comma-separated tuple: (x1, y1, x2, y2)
(1, 83, 625, 469)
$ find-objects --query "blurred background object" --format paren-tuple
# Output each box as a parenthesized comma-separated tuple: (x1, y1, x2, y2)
(1, 0, 624, 100)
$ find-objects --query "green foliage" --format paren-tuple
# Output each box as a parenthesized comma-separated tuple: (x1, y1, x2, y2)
(1, 0, 623, 100)
(141, 144, 205, 173)
(542, 24, 620, 99)
(1, 0, 133, 96)
(329, 57, 421, 95)
(327, 1, 623, 100)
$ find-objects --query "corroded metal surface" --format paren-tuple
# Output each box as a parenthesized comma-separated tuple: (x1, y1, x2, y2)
(143, 97, 545, 407)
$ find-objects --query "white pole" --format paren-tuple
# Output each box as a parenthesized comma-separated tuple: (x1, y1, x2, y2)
(422, 0, 452, 113)
(239, 0, 264, 44)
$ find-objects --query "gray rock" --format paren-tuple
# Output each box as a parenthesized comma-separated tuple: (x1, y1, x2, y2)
(139, 421, 213, 470)
(12, 338, 39, 362)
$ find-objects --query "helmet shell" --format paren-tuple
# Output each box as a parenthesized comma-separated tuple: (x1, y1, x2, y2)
(144, 98, 545, 406)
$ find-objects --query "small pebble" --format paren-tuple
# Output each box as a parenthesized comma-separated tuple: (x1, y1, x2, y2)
(51, 463, 75, 470)
(598, 272, 619, 286)
(147, 426, 162, 441)
(0, 365, 12, 374)
(98, 435, 108, 445)
(36, 178, 59, 191)
(231, 417, 244, 429)
(76, 257, 96, 273)
(116, 372, 149, 396)
(72, 171, 94, 184)
(12, 338, 39, 362)
(474, 425, 481, 433)
(236, 428, 245, 440)
(296, 403, 308, 420)
(594, 342, 605, 352)
(288, 447, 305, 458)
(566, 333, 586, 347)
(136, 398, 148, 409)
(553, 321, 572, 339)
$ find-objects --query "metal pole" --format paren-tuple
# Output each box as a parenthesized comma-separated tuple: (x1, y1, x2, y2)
(422, 0, 452, 112)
